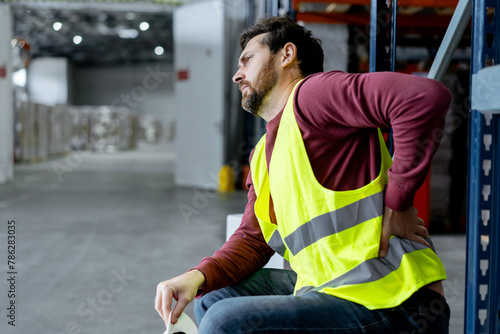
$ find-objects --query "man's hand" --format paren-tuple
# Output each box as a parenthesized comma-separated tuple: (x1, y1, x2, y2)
(155, 270, 205, 327)
(379, 206, 431, 257)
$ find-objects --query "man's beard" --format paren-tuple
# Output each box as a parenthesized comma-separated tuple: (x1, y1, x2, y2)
(240, 59, 277, 116)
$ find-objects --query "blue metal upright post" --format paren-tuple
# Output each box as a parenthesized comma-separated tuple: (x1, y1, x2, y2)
(369, 0, 390, 72)
(390, 0, 397, 72)
(466, 0, 500, 332)
(370, 0, 394, 152)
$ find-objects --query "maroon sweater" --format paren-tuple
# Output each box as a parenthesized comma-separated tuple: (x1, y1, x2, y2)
(193, 71, 452, 296)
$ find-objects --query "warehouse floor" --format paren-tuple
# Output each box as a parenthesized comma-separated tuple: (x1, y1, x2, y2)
(0, 143, 466, 334)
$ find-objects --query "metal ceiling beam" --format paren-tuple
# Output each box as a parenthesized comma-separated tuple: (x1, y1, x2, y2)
(6, 1, 179, 13)
(292, 0, 459, 8)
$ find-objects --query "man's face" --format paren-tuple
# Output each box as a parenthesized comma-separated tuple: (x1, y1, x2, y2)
(233, 34, 278, 116)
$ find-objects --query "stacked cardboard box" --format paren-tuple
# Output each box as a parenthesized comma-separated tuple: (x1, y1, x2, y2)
(87, 106, 139, 152)
(50, 104, 71, 156)
(140, 115, 163, 143)
(36, 104, 50, 161)
(15, 102, 37, 162)
(69, 106, 91, 151)
(14, 103, 140, 162)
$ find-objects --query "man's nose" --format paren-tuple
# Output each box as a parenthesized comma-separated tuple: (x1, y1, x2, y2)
(233, 68, 244, 84)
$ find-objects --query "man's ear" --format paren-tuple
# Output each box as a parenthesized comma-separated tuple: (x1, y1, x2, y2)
(280, 42, 298, 68)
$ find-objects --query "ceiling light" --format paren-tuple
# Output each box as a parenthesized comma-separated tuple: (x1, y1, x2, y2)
(139, 22, 150, 31)
(53, 22, 63, 31)
(73, 35, 82, 45)
(126, 12, 135, 20)
(118, 29, 139, 39)
(154, 46, 164, 56)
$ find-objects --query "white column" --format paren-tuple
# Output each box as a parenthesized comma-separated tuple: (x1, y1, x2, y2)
(0, 4, 13, 184)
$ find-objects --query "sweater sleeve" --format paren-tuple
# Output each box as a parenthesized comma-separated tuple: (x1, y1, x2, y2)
(190, 169, 275, 297)
(297, 71, 452, 211)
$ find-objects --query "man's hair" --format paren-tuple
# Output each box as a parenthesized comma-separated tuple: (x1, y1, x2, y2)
(240, 16, 324, 76)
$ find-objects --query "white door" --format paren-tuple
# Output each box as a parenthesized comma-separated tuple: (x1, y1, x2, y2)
(174, 1, 226, 189)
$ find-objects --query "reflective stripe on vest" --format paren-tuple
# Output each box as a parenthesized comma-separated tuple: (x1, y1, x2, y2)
(268, 230, 286, 257)
(284, 191, 384, 256)
(250, 79, 447, 309)
(296, 236, 431, 295)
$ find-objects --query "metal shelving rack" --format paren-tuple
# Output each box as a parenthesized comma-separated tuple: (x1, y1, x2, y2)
(367, 0, 499, 331)
(466, 0, 500, 331)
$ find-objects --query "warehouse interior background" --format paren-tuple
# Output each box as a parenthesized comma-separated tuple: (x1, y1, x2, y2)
(0, 0, 482, 333)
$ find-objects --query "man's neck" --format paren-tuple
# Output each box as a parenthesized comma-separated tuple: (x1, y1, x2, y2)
(259, 74, 304, 122)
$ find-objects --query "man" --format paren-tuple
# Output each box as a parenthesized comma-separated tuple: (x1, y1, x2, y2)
(156, 16, 451, 333)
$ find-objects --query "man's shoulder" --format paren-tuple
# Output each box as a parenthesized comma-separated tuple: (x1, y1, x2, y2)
(304, 70, 348, 81)
(292, 71, 352, 135)
(299, 70, 358, 91)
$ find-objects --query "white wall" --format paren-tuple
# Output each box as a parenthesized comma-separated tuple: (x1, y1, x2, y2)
(72, 62, 174, 122)
(27, 57, 69, 105)
(0, 4, 13, 184)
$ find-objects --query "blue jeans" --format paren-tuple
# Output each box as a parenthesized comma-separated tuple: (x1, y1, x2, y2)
(194, 269, 450, 334)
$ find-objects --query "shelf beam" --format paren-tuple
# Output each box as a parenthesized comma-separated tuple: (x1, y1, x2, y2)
(295, 10, 462, 28)
(293, 0, 459, 8)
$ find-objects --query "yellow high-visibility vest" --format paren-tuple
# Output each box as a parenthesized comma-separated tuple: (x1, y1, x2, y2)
(250, 81, 446, 309)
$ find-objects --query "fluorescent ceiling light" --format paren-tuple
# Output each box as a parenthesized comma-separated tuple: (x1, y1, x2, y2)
(139, 22, 150, 31)
(73, 35, 83, 45)
(154, 46, 164, 56)
(53, 22, 63, 31)
(118, 29, 139, 39)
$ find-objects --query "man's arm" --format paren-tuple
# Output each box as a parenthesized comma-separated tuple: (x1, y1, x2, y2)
(298, 71, 451, 210)
(154, 170, 274, 326)
(296, 71, 452, 255)
(299, 71, 451, 210)
(191, 174, 275, 295)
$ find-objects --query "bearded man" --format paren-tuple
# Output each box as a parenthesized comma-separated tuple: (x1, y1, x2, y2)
(156, 16, 451, 334)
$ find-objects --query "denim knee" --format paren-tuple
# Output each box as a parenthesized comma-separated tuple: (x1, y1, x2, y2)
(197, 298, 240, 334)
(194, 296, 208, 325)
(194, 290, 224, 325)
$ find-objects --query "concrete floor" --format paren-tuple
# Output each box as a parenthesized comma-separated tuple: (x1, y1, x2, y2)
(0, 143, 466, 334)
